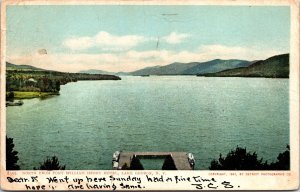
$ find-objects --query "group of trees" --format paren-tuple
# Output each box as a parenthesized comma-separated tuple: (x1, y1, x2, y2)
(6, 71, 65, 93)
(6, 76, 61, 93)
(33, 156, 66, 170)
(209, 146, 290, 170)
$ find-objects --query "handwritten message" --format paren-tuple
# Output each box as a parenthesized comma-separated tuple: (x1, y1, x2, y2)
(5, 171, 244, 190)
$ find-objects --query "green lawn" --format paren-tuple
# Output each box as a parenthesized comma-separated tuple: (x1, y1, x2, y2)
(12, 91, 59, 99)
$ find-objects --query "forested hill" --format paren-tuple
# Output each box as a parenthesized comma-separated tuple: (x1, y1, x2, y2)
(129, 59, 251, 76)
(199, 54, 289, 78)
(6, 62, 121, 94)
(6, 62, 46, 71)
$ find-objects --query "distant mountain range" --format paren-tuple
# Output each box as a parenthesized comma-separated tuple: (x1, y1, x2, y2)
(129, 59, 251, 76)
(199, 54, 289, 78)
(79, 59, 252, 76)
(79, 69, 116, 75)
(7, 53, 289, 78)
(79, 69, 128, 76)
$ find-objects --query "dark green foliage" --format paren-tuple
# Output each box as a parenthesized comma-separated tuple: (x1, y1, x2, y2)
(6, 91, 14, 101)
(209, 145, 290, 170)
(209, 146, 265, 170)
(34, 156, 66, 170)
(6, 72, 62, 93)
(162, 155, 177, 170)
(268, 145, 290, 170)
(130, 155, 144, 170)
(6, 136, 20, 170)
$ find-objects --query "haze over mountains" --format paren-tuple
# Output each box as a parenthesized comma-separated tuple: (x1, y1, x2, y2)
(7, 53, 289, 78)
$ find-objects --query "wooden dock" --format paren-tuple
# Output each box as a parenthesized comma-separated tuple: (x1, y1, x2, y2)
(116, 151, 193, 170)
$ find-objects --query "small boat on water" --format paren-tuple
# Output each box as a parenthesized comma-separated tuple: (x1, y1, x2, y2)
(6, 100, 23, 107)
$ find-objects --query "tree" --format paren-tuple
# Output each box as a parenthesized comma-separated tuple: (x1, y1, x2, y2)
(6, 136, 20, 170)
(209, 145, 290, 170)
(209, 146, 265, 170)
(6, 91, 14, 101)
(268, 145, 290, 170)
(34, 156, 66, 170)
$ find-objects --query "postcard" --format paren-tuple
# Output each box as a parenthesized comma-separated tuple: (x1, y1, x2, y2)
(0, 0, 299, 190)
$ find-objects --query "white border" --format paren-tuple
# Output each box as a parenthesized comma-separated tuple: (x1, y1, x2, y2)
(0, 0, 299, 190)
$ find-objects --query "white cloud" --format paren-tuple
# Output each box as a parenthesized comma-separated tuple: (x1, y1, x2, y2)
(63, 31, 146, 51)
(8, 44, 286, 73)
(162, 32, 190, 44)
(63, 37, 94, 51)
(63, 31, 191, 51)
(197, 44, 284, 61)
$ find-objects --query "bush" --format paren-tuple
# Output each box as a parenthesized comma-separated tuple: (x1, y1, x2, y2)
(6, 92, 14, 101)
(209, 145, 290, 170)
(19, 86, 41, 92)
(6, 136, 20, 170)
(34, 156, 66, 170)
(268, 145, 290, 170)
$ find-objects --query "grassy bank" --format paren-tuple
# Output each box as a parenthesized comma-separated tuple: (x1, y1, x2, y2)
(12, 91, 59, 99)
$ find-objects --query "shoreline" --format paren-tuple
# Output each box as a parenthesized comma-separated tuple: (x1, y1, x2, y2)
(11, 91, 59, 100)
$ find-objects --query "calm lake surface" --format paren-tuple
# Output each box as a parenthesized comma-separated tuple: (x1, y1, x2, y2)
(6, 76, 289, 170)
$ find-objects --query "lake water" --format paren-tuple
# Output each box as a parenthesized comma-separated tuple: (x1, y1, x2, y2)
(6, 76, 289, 170)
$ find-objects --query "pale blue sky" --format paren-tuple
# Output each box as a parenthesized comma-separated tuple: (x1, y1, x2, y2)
(6, 5, 290, 72)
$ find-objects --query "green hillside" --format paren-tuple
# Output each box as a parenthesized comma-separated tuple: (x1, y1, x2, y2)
(200, 54, 289, 78)
(6, 62, 46, 71)
(182, 59, 250, 75)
